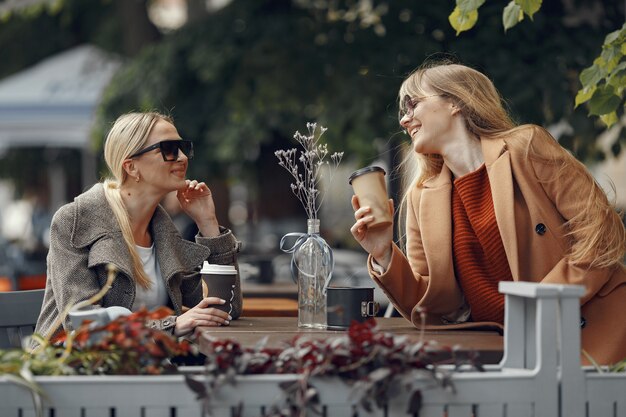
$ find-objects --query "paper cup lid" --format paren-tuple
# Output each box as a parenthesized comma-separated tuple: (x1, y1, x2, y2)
(201, 261, 237, 274)
(348, 166, 386, 184)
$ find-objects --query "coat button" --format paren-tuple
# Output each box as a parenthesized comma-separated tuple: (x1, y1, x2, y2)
(580, 316, 587, 329)
(535, 223, 546, 235)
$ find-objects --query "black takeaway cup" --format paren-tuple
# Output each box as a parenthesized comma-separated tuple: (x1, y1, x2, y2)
(326, 286, 379, 330)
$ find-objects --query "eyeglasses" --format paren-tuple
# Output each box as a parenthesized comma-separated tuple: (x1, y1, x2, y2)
(129, 139, 194, 161)
(399, 94, 441, 120)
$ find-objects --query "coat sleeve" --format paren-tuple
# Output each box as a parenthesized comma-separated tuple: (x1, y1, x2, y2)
(40, 204, 102, 335)
(369, 189, 466, 324)
(369, 192, 429, 319)
(526, 126, 625, 304)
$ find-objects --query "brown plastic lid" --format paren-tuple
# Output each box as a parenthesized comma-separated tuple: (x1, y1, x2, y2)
(348, 166, 386, 184)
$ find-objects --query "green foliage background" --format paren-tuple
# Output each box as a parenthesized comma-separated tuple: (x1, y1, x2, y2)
(0, 0, 624, 199)
(92, 0, 625, 185)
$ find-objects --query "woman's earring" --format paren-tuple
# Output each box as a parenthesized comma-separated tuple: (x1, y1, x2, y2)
(135, 175, 140, 183)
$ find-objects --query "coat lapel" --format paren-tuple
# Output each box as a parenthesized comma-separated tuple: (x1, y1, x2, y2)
(482, 138, 521, 281)
(150, 206, 210, 281)
(70, 184, 210, 283)
(71, 184, 135, 278)
(420, 164, 454, 282)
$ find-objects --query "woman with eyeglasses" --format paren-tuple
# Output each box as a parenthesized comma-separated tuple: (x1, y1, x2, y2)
(35, 112, 242, 341)
(350, 62, 626, 365)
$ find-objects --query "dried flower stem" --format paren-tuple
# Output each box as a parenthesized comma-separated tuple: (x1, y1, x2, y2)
(275, 123, 343, 219)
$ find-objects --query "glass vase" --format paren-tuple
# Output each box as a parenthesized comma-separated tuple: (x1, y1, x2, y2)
(291, 219, 334, 329)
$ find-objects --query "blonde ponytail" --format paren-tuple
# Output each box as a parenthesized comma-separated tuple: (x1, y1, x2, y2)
(102, 179, 152, 288)
(103, 112, 173, 289)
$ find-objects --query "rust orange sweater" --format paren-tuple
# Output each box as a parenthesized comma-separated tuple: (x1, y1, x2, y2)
(452, 164, 513, 324)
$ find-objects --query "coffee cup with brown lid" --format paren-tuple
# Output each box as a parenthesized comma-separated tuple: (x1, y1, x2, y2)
(349, 166, 392, 229)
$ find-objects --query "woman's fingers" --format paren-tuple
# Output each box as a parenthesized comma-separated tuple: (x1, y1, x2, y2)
(192, 318, 228, 327)
(191, 298, 231, 321)
(205, 296, 226, 305)
(350, 216, 372, 241)
(196, 297, 225, 308)
(199, 307, 231, 321)
(351, 195, 360, 211)
(179, 180, 211, 199)
(175, 300, 232, 336)
(354, 206, 371, 220)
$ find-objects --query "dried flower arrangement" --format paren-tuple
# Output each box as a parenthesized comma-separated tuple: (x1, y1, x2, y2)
(275, 122, 343, 219)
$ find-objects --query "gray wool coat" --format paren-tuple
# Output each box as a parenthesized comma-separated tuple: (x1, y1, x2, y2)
(34, 183, 242, 341)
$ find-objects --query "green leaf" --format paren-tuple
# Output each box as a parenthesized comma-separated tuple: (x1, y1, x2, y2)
(610, 61, 626, 75)
(622, 43, 626, 55)
(607, 72, 626, 90)
(579, 65, 604, 88)
(601, 46, 620, 72)
(606, 61, 626, 89)
(588, 85, 621, 116)
(600, 112, 619, 128)
(593, 56, 607, 68)
(604, 27, 622, 45)
(457, 0, 486, 13)
(515, 0, 542, 19)
(575, 86, 596, 108)
(503, 1, 523, 32)
(449, 6, 478, 35)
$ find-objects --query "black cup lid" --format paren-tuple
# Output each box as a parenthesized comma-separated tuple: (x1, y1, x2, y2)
(348, 166, 386, 184)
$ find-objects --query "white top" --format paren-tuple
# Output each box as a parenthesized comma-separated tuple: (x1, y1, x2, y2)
(133, 244, 169, 311)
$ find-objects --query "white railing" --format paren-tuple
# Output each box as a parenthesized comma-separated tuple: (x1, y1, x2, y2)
(1, 282, 624, 417)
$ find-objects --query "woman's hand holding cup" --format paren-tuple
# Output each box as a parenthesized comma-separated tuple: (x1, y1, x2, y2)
(349, 166, 395, 270)
(174, 297, 232, 337)
(350, 195, 394, 270)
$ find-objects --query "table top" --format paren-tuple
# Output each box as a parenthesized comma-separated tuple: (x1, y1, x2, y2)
(196, 317, 504, 364)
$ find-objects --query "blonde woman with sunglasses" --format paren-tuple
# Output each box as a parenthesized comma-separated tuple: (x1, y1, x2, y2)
(35, 112, 242, 341)
(351, 62, 626, 365)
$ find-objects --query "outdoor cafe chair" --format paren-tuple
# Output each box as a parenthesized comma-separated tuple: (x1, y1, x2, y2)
(0, 288, 45, 349)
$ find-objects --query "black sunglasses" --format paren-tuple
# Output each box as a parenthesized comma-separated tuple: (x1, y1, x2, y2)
(130, 139, 194, 161)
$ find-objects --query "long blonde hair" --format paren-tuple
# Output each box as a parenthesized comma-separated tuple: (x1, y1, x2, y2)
(523, 128, 626, 268)
(103, 112, 173, 289)
(396, 62, 626, 268)
(396, 62, 515, 248)
(397, 62, 516, 189)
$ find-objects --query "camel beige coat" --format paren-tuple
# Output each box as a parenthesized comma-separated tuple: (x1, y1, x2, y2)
(370, 125, 626, 365)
